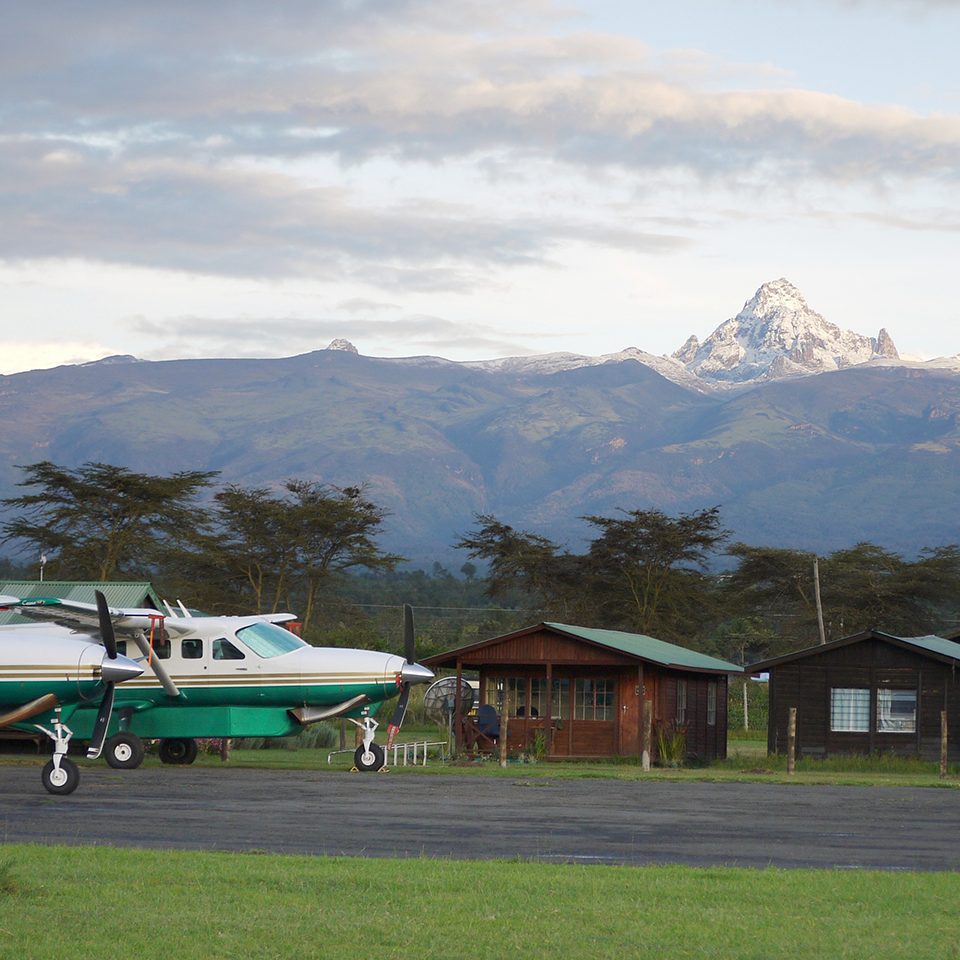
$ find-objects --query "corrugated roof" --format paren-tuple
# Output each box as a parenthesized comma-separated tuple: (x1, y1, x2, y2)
(0, 581, 162, 625)
(545, 623, 743, 673)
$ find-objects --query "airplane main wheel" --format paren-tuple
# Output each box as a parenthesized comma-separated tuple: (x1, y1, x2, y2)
(159, 738, 199, 765)
(104, 732, 146, 769)
(42, 757, 80, 795)
(354, 743, 385, 771)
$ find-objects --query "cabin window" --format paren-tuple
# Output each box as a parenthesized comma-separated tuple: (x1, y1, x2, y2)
(574, 679, 614, 721)
(676, 679, 687, 724)
(236, 621, 307, 657)
(509, 678, 527, 717)
(181, 638, 203, 660)
(529, 678, 546, 719)
(213, 638, 245, 661)
(153, 637, 171, 659)
(551, 678, 569, 719)
(830, 688, 870, 732)
(115, 640, 127, 656)
(876, 689, 917, 733)
(707, 681, 717, 727)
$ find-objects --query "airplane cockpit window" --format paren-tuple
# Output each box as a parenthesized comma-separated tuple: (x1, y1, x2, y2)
(213, 638, 245, 661)
(181, 638, 203, 659)
(235, 622, 307, 658)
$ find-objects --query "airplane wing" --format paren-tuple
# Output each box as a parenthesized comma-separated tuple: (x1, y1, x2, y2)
(11, 596, 170, 636)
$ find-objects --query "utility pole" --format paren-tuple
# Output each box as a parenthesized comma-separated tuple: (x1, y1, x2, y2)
(813, 558, 826, 645)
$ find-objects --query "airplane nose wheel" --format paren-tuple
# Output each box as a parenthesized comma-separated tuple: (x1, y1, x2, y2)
(42, 757, 79, 795)
(354, 743, 385, 771)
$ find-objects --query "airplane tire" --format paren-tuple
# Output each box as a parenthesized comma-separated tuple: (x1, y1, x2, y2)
(42, 757, 80, 795)
(159, 738, 199, 765)
(104, 733, 146, 769)
(354, 743, 385, 771)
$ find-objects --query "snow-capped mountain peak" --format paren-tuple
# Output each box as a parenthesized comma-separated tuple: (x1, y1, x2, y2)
(673, 278, 899, 383)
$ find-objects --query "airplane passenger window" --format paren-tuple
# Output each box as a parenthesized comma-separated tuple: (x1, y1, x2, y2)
(116, 640, 127, 656)
(213, 638, 245, 661)
(181, 638, 203, 659)
(154, 638, 171, 659)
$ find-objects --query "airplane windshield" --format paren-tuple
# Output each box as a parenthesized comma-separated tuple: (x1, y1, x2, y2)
(235, 622, 307, 658)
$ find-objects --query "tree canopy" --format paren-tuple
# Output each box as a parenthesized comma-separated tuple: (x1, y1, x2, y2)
(0, 460, 217, 580)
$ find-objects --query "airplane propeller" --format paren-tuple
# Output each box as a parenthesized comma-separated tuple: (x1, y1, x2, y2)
(385, 604, 416, 750)
(86, 590, 134, 760)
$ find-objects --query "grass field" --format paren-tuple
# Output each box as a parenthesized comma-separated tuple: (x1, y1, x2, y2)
(1, 845, 958, 960)
(3, 731, 960, 789)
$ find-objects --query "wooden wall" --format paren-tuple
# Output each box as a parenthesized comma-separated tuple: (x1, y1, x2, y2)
(767, 638, 959, 760)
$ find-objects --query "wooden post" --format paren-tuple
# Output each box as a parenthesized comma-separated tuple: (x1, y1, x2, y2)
(940, 710, 948, 779)
(742, 679, 749, 732)
(813, 559, 826, 645)
(787, 706, 797, 775)
(219, 737, 231, 762)
(499, 706, 509, 769)
(642, 699, 652, 772)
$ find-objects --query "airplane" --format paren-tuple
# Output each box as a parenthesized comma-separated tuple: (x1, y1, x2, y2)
(0, 593, 144, 794)
(1, 591, 434, 777)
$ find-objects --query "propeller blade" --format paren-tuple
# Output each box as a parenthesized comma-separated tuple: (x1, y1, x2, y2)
(95, 590, 118, 660)
(403, 602, 415, 663)
(86, 682, 116, 759)
(385, 682, 410, 751)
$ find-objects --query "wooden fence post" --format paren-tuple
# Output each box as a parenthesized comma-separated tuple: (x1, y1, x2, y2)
(787, 706, 797, 776)
(941, 710, 948, 779)
(499, 708, 509, 769)
(642, 700, 652, 772)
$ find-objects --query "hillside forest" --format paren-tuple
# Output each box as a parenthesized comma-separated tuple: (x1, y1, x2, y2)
(3, 460, 960, 668)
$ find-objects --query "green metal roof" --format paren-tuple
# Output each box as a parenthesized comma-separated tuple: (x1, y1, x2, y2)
(544, 623, 743, 673)
(900, 634, 960, 660)
(0, 580, 162, 625)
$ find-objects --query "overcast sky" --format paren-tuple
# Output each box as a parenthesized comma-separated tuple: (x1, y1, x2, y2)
(2, 0, 958, 374)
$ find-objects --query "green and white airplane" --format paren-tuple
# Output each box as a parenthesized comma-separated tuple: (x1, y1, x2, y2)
(0, 593, 144, 794)
(0, 592, 433, 790)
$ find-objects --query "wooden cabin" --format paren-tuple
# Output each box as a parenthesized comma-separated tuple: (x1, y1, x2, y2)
(423, 622, 742, 762)
(747, 630, 960, 760)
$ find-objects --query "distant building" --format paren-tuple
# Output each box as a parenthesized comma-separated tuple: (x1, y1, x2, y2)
(746, 630, 960, 760)
(0, 581, 162, 626)
(423, 622, 742, 762)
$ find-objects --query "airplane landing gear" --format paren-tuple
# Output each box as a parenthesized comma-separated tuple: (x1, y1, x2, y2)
(350, 716, 386, 771)
(42, 757, 79, 795)
(34, 707, 80, 795)
(104, 732, 146, 769)
(159, 737, 198, 765)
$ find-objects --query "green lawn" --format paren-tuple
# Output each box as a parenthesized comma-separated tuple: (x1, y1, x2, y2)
(1, 845, 958, 960)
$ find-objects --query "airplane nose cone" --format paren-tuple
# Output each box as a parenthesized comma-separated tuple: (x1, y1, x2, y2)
(100, 653, 144, 684)
(400, 661, 434, 685)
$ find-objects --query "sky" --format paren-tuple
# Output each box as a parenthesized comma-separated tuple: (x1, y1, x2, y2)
(2, 0, 959, 374)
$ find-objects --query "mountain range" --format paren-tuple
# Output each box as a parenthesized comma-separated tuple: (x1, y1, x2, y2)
(2, 280, 960, 565)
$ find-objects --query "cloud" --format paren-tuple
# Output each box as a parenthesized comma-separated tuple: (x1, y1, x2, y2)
(0, 141, 686, 280)
(131, 312, 547, 360)
(0, 341, 121, 375)
(1, 0, 958, 287)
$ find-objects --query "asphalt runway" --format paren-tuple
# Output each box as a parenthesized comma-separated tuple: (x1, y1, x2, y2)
(1, 764, 958, 870)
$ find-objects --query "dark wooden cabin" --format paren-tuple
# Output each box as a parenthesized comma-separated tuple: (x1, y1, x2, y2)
(423, 622, 742, 762)
(747, 630, 960, 760)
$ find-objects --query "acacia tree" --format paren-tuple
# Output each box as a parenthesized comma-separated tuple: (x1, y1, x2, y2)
(208, 480, 402, 629)
(724, 541, 960, 644)
(583, 506, 728, 639)
(1, 460, 217, 580)
(455, 506, 728, 639)
(285, 481, 402, 630)
(211, 485, 298, 613)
